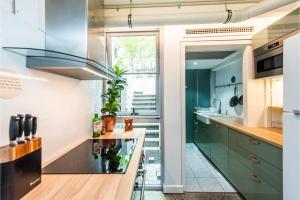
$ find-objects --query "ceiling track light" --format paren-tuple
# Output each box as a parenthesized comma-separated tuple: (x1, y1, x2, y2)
(223, 0, 232, 24)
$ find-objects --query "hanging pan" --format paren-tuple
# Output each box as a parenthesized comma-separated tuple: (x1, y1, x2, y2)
(229, 86, 239, 107)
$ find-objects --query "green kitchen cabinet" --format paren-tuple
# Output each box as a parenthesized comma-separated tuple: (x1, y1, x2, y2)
(229, 157, 281, 200)
(193, 118, 211, 159)
(193, 115, 200, 148)
(198, 121, 211, 159)
(192, 119, 283, 200)
(229, 128, 283, 200)
(210, 122, 229, 177)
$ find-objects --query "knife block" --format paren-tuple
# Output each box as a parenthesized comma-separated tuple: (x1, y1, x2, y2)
(0, 137, 42, 200)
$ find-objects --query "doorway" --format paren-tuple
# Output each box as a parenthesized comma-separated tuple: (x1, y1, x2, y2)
(183, 42, 247, 193)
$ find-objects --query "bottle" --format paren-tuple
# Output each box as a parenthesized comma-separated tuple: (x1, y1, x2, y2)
(92, 114, 101, 137)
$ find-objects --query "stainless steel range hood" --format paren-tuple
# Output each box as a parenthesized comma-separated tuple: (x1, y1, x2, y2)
(4, 0, 113, 80)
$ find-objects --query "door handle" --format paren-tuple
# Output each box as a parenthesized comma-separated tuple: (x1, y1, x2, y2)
(250, 174, 261, 183)
(250, 155, 261, 164)
(250, 139, 260, 145)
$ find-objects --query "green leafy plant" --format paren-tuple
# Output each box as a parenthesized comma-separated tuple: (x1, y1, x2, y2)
(101, 65, 127, 116)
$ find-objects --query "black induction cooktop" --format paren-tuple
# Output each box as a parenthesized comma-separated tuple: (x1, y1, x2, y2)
(42, 139, 137, 174)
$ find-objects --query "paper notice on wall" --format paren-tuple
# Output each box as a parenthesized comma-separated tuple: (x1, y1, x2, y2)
(0, 69, 22, 99)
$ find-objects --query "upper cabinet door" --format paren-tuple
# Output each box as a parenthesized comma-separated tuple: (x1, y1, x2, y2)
(283, 33, 300, 112)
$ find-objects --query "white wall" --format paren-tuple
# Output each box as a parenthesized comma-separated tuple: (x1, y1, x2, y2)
(0, 0, 102, 164)
(213, 57, 243, 117)
(162, 26, 185, 193)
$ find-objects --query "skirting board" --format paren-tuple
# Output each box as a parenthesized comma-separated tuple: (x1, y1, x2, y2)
(163, 185, 184, 193)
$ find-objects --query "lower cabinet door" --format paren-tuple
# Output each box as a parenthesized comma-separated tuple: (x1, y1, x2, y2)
(210, 122, 229, 177)
(229, 154, 282, 200)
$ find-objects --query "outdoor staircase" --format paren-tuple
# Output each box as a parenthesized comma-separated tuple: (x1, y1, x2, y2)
(133, 122, 161, 186)
(133, 123, 160, 164)
(132, 92, 156, 113)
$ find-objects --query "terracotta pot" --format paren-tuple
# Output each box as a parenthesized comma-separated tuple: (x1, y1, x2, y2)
(102, 115, 116, 132)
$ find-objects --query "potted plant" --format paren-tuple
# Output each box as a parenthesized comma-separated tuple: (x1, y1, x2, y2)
(101, 65, 127, 132)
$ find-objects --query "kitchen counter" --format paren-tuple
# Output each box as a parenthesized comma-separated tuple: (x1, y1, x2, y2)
(22, 128, 146, 200)
(209, 116, 282, 148)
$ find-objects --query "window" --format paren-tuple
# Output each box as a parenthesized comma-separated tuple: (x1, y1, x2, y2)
(107, 32, 160, 116)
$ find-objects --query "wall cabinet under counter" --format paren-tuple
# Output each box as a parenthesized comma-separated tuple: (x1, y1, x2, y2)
(193, 116, 283, 200)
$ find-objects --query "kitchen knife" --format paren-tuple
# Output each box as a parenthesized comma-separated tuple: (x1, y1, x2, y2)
(17, 114, 26, 144)
(32, 116, 37, 138)
(9, 116, 19, 146)
(24, 114, 32, 140)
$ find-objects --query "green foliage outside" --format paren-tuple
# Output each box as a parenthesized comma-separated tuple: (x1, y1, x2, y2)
(112, 36, 156, 71)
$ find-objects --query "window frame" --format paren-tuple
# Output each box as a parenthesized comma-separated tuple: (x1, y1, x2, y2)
(106, 31, 161, 117)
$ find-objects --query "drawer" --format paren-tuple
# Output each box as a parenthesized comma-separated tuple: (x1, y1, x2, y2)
(229, 129, 282, 170)
(229, 144, 282, 192)
(230, 158, 282, 200)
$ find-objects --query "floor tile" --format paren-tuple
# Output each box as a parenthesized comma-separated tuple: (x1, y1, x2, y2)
(192, 167, 215, 178)
(185, 143, 234, 193)
(185, 164, 195, 178)
(144, 191, 167, 200)
(197, 178, 224, 192)
(207, 165, 223, 178)
(185, 178, 202, 192)
(217, 177, 236, 192)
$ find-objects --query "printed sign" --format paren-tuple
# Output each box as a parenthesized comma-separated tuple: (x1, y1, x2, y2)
(0, 69, 22, 99)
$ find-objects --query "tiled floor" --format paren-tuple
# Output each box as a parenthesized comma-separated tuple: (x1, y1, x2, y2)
(143, 191, 242, 200)
(185, 143, 236, 193)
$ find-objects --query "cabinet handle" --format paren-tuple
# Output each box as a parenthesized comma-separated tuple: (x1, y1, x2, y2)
(194, 122, 198, 125)
(249, 139, 260, 145)
(250, 174, 261, 183)
(250, 155, 261, 164)
(215, 123, 220, 127)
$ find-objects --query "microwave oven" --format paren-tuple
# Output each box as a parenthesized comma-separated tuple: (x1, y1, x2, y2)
(254, 38, 283, 79)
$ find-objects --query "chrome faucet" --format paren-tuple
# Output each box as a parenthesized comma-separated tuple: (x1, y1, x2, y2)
(213, 98, 222, 114)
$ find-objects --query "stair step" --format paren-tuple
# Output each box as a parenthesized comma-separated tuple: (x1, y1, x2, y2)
(133, 97, 156, 100)
(135, 108, 156, 111)
(143, 147, 160, 151)
(145, 138, 160, 142)
(144, 141, 160, 148)
(146, 134, 159, 139)
(146, 129, 160, 133)
(132, 98, 156, 102)
(134, 105, 156, 110)
(132, 102, 156, 106)
(134, 94, 156, 98)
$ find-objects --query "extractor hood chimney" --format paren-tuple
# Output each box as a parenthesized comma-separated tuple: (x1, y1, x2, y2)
(4, 0, 114, 80)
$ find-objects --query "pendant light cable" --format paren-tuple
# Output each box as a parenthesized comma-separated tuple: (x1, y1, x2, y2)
(128, 0, 133, 28)
(224, 0, 232, 24)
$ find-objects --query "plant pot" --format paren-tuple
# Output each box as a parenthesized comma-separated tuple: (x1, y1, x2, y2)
(102, 115, 116, 132)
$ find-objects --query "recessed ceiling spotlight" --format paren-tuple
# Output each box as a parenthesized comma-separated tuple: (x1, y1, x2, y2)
(193, 62, 198, 65)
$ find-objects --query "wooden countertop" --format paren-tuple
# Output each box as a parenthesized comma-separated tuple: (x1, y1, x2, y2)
(209, 117, 282, 148)
(22, 128, 146, 200)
